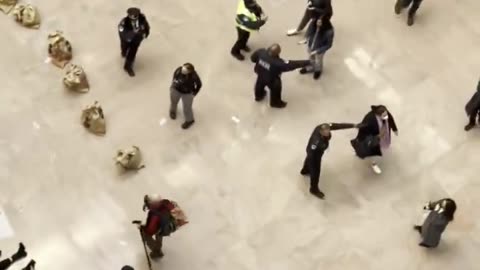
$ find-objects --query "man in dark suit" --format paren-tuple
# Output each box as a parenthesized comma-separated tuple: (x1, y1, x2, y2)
(118, 7, 150, 77)
(301, 122, 359, 199)
(464, 80, 480, 131)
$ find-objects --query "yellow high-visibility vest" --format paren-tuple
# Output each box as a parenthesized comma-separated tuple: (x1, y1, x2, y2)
(235, 0, 258, 32)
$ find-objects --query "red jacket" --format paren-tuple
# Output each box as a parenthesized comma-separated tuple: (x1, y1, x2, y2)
(144, 200, 175, 235)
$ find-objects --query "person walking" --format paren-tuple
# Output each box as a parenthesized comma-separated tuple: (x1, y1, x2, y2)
(351, 105, 398, 174)
(118, 7, 150, 77)
(301, 122, 360, 199)
(286, 0, 333, 36)
(169, 63, 202, 129)
(414, 198, 457, 248)
(299, 15, 334, 80)
(394, 0, 423, 26)
(0, 243, 32, 270)
(231, 0, 267, 61)
(250, 44, 310, 108)
(464, 80, 480, 131)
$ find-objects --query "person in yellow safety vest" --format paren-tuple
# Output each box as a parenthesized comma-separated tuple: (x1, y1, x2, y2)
(231, 0, 267, 61)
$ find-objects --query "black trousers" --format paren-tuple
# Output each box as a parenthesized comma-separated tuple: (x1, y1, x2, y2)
(468, 109, 480, 125)
(254, 76, 283, 105)
(397, 0, 423, 15)
(231, 27, 250, 54)
(121, 39, 142, 69)
(0, 258, 12, 270)
(301, 153, 322, 191)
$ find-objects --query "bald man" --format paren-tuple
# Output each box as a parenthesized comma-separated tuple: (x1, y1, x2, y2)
(250, 44, 310, 108)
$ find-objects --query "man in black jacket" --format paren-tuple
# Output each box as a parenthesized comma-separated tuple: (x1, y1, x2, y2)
(169, 63, 202, 129)
(286, 0, 332, 36)
(394, 0, 423, 26)
(301, 123, 359, 199)
(118, 7, 150, 77)
(464, 80, 480, 131)
(250, 44, 310, 108)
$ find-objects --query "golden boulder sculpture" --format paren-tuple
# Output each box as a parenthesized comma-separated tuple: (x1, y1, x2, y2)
(63, 64, 89, 92)
(81, 101, 106, 135)
(12, 4, 40, 29)
(0, 0, 17, 14)
(116, 146, 145, 171)
(48, 31, 72, 68)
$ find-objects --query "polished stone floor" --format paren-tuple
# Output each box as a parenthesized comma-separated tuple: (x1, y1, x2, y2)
(1, 0, 480, 269)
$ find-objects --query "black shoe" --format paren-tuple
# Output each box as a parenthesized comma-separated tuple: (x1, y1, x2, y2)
(149, 251, 164, 259)
(242, 46, 251, 52)
(231, 52, 245, 61)
(270, 101, 287, 108)
(22, 260, 36, 270)
(413, 225, 422, 233)
(394, 1, 403, 14)
(300, 168, 309, 175)
(407, 15, 415, 26)
(313, 71, 322, 80)
(181, 120, 195, 129)
(255, 95, 265, 102)
(310, 189, 325, 199)
(169, 111, 176, 120)
(124, 66, 135, 77)
(299, 67, 308, 74)
(12, 243, 27, 262)
(464, 123, 475, 131)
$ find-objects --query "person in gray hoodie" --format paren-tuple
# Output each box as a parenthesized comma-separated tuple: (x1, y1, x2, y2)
(299, 15, 334, 80)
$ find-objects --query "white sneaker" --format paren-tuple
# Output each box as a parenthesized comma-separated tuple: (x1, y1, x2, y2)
(371, 163, 382, 174)
(287, 29, 300, 36)
(297, 39, 307, 45)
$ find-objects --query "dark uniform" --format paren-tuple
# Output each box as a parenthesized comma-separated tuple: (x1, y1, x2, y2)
(118, 7, 150, 77)
(250, 48, 310, 108)
(394, 0, 423, 26)
(465, 80, 480, 131)
(301, 123, 357, 199)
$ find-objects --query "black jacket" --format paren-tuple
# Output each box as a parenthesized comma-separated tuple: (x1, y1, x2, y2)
(250, 49, 310, 82)
(307, 0, 333, 19)
(306, 123, 356, 157)
(171, 67, 202, 95)
(465, 80, 480, 116)
(118, 14, 150, 43)
(354, 106, 398, 157)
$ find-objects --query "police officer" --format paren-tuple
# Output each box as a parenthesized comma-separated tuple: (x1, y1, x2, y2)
(394, 0, 423, 26)
(301, 123, 360, 199)
(118, 7, 150, 77)
(231, 0, 267, 61)
(250, 44, 310, 108)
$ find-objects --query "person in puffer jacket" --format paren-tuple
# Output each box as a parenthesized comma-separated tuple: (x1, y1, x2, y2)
(299, 15, 334, 80)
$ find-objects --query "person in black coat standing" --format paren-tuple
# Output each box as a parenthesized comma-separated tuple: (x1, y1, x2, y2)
(414, 198, 456, 248)
(286, 0, 333, 36)
(352, 105, 398, 174)
(464, 80, 480, 131)
(301, 122, 360, 199)
(118, 7, 150, 77)
(250, 44, 310, 108)
(169, 63, 202, 129)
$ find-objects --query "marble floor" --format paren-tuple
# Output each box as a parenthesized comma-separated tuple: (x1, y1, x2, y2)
(1, 0, 480, 269)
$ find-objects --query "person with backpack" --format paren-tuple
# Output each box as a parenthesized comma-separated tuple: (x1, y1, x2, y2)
(137, 195, 188, 259)
(464, 79, 480, 131)
(351, 105, 398, 174)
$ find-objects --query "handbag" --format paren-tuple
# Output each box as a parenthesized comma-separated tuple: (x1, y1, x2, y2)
(350, 135, 379, 159)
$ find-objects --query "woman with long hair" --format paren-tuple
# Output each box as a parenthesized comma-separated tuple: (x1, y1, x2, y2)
(414, 198, 457, 248)
(299, 15, 334, 80)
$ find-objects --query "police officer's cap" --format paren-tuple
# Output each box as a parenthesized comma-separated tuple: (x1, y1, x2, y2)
(127, 7, 141, 17)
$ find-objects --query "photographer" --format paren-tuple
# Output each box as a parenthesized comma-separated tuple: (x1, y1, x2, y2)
(169, 63, 202, 129)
